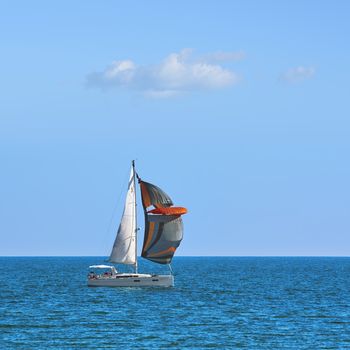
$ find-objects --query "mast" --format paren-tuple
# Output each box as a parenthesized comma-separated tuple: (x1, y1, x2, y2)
(132, 160, 138, 274)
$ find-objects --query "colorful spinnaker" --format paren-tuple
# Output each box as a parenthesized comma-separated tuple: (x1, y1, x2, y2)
(138, 179, 186, 264)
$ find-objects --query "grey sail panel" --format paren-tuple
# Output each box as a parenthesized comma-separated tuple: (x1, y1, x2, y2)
(139, 181, 173, 208)
(141, 215, 183, 264)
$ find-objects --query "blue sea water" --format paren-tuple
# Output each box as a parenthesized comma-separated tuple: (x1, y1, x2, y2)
(0, 257, 350, 349)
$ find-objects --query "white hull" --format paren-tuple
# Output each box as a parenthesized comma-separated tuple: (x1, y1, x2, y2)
(87, 273, 174, 287)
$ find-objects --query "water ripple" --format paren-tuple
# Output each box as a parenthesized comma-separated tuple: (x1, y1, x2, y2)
(1, 257, 350, 348)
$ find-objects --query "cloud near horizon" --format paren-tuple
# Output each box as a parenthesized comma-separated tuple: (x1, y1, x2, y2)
(281, 66, 315, 83)
(87, 49, 242, 98)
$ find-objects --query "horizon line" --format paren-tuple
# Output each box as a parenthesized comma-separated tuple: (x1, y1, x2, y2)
(0, 255, 349, 258)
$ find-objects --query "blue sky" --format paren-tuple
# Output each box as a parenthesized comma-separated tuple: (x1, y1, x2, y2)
(1, 1, 349, 256)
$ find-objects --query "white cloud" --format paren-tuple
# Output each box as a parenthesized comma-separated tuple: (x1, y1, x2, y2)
(87, 60, 136, 89)
(87, 49, 241, 98)
(281, 66, 315, 83)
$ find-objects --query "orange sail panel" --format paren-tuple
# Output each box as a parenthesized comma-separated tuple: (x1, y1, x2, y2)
(148, 207, 187, 216)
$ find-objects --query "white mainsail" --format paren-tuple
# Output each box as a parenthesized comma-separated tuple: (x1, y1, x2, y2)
(109, 166, 137, 265)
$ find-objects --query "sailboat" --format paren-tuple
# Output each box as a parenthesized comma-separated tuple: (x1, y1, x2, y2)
(87, 160, 187, 287)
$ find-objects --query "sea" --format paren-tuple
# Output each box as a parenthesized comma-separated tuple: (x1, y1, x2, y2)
(0, 257, 349, 349)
